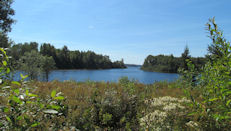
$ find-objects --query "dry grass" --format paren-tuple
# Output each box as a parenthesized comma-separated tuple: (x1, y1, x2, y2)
(31, 80, 186, 100)
(1, 80, 189, 130)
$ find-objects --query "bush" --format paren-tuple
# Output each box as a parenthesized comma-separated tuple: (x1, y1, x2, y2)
(74, 79, 141, 130)
(179, 18, 231, 130)
(0, 48, 67, 130)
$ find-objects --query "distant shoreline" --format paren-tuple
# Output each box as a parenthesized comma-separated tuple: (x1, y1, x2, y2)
(125, 64, 141, 67)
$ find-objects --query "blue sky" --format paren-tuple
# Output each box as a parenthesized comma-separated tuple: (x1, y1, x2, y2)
(8, 0, 231, 64)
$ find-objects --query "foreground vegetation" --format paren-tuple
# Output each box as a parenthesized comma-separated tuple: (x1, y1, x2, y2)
(0, 79, 193, 130)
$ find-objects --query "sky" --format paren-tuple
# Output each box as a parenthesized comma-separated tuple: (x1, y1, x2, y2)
(8, 0, 231, 65)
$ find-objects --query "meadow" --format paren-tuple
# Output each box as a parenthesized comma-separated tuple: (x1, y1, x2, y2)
(0, 78, 195, 130)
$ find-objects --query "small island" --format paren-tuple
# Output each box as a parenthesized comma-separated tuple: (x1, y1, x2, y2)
(141, 46, 206, 73)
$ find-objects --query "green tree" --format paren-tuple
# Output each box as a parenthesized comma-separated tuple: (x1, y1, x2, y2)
(0, 0, 15, 33)
(19, 50, 43, 80)
(207, 17, 230, 60)
(11, 42, 38, 60)
(40, 43, 56, 58)
(0, 32, 12, 48)
(41, 56, 55, 82)
(180, 18, 231, 129)
(181, 45, 191, 70)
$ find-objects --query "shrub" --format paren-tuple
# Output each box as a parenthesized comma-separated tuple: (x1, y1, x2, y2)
(179, 18, 231, 130)
(80, 80, 141, 130)
(0, 48, 67, 130)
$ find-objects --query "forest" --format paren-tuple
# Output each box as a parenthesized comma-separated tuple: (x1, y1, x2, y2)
(141, 46, 206, 73)
(9, 42, 126, 70)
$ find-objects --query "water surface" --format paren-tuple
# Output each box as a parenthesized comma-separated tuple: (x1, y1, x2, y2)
(47, 66, 178, 84)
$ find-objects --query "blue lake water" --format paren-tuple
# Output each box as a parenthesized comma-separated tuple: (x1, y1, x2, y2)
(14, 66, 179, 84)
(49, 66, 178, 84)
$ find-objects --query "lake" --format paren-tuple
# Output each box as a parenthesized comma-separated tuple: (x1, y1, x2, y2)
(47, 66, 178, 84)
(14, 66, 179, 84)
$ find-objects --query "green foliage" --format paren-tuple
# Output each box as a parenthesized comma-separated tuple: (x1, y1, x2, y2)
(0, 48, 11, 82)
(18, 50, 43, 80)
(11, 42, 126, 70)
(0, 32, 12, 48)
(10, 42, 39, 62)
(41, 55, 55, 82)
(81, 81, 140, 130)
(0, 0, 15, 33)
(18, 50, 55, 81)
(142, 54, 180, 73)
(141, 52, 206, 73)
(41, 44, 126, 69)
(179, 18, 231, 130)
(0, 48, 66, 130)
(181, 45, 191, 70)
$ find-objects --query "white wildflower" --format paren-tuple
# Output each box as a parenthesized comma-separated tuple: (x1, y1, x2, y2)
(186, 121, 199, 128)
(140, 110, 167, 128)
(160, 96, 178, 102)
(178, 105, 185, 109)
(19, 95, 24, 100)
(178, 97, 191, 103)
(141, 96, 191, 130)
(163, 103, 177, 111)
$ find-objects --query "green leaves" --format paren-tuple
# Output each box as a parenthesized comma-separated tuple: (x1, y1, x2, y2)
(31, 122, 40, 127)
(20, 74, 28, 80)
(178, 18, 231, 129)
(51, 90, 65, 100)
(16, 116, 23, 121)
(4, 107, 9, 113)
(11, 81, 21, 86)
(25, 89, 38, 97)
(51, 90, 56, 98)
(6, 67, 10, 73)
(226, 100, 231, 106)
(2, 61, 7, 66)
(209, 98, 219, 102)
(11, 96, 22, 104)
(6, 116, 11, 122)
(54, 96, 64, 100)
(0, 48, 64, 130)
(49, 105, 61, 110)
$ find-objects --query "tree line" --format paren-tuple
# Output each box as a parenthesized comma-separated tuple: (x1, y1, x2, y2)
(141, 46, 207, 73)
(9, 42, 126, 69)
